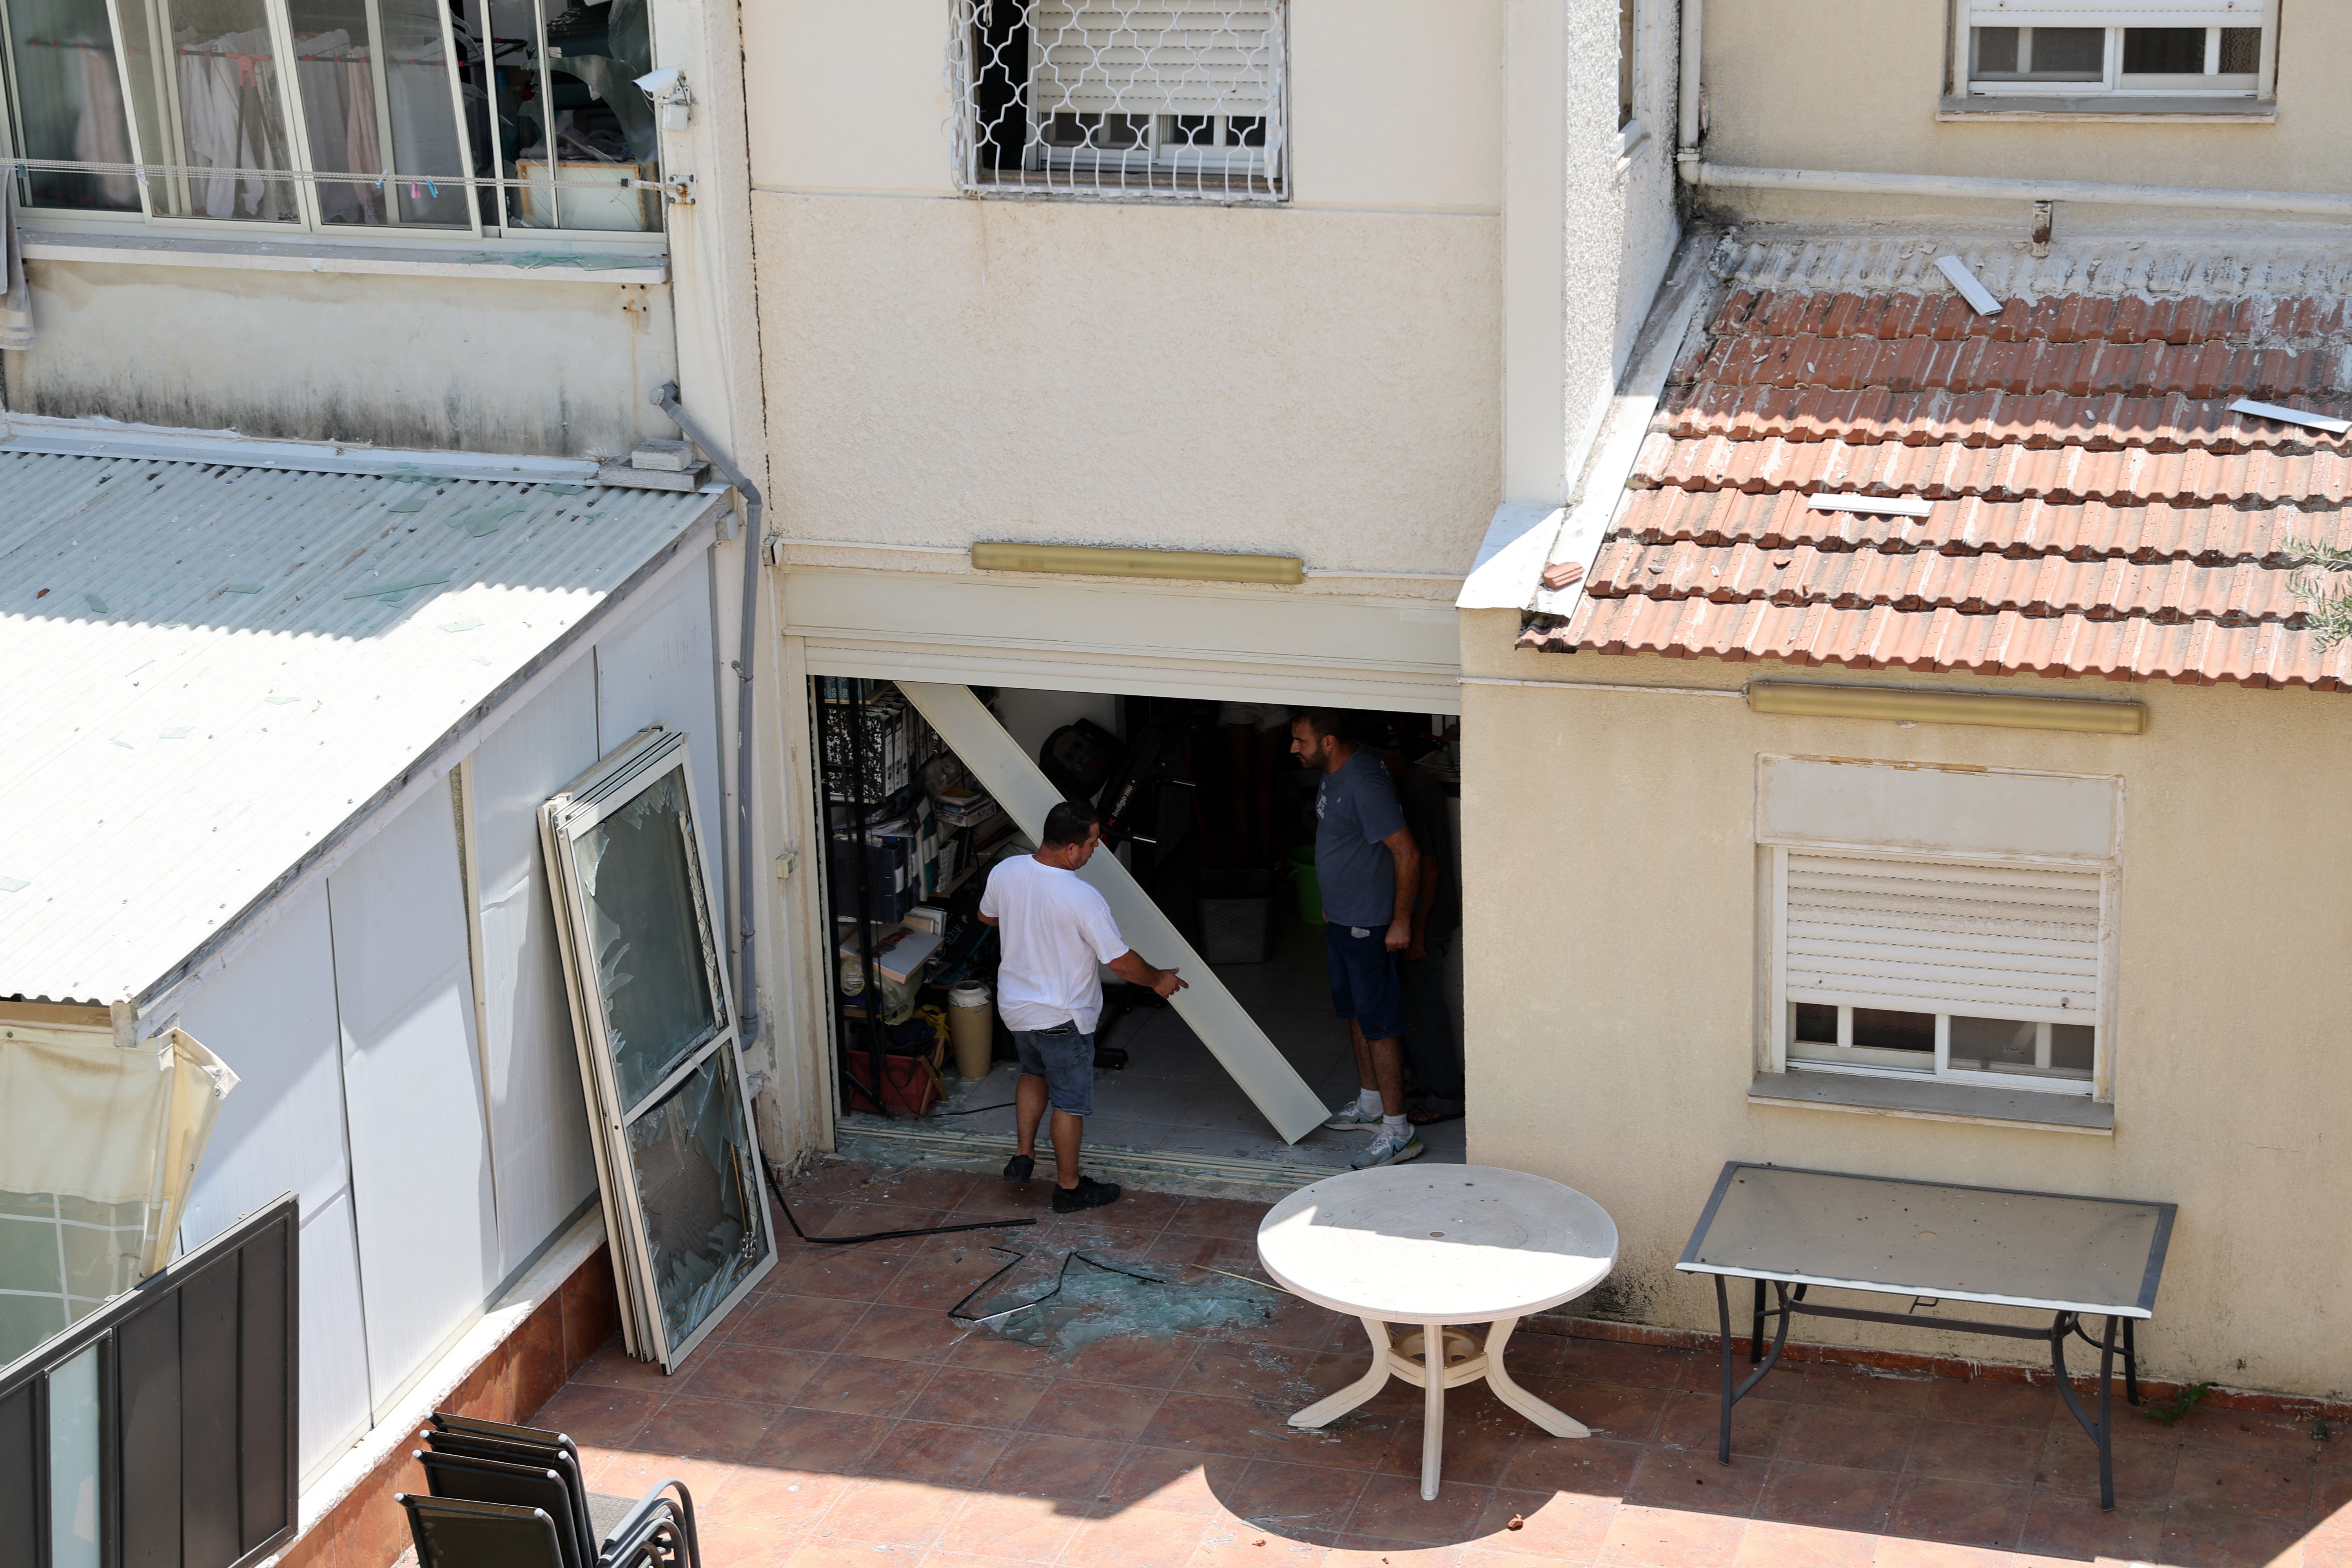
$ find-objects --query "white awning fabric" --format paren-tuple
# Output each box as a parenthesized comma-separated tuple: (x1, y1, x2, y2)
(0, 1027, 238, 1272)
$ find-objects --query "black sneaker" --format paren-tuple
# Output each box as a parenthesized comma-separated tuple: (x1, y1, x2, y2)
(1052, 1175, 1121, 1213)
(1004, 1153, 1034, 1183)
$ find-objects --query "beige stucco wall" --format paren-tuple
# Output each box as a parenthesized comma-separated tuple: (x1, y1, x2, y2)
(1695, 0, 2351, 226)
(746, 0, 1507, 580)
(1456, 610, 2352, 1397)
(5, 262, 679, 457)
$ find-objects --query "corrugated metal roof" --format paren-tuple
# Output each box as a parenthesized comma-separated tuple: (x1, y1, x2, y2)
(1525, 236, 2352, 690)
(0, 449, 727, 1005)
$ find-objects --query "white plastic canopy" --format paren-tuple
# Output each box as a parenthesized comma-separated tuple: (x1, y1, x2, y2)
(0, 1026, 239, 1273)
(894, 681, 1328, 1143)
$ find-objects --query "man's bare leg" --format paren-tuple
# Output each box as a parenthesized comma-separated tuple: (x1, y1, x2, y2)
(1349, 1018, 1408, 1117)
(1015, 1073, 1048, 1161)
(1049, 1110, 1083, 1189)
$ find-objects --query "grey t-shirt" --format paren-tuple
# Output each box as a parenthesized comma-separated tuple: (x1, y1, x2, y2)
(1314, 748, 1410, 927)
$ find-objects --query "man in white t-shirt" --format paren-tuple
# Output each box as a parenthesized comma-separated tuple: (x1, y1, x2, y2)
(978, 799, 1187, 1212)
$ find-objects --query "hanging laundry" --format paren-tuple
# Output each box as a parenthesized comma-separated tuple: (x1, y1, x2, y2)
(73, 46, 136, 207)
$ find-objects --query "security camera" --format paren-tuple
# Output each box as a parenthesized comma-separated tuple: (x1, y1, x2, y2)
(635, 67, 691, 131)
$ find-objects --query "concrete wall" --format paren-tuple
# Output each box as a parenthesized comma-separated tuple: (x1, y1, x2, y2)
(1455, 610, 2352, 1396)
(4, 263, 677, 458)
(746, 0, 1508, 580)
(1695, 0, 2352, 226)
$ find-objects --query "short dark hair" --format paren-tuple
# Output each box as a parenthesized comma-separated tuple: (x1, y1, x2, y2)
(1295, 710, 1350, 742)
(1041, 799, 1101, 848)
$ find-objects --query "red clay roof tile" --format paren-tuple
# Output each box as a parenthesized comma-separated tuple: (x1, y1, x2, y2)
(1542, 281, 2352, 691)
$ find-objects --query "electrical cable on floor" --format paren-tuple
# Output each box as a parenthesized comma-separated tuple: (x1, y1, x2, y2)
(764, 1161, 1035, 1246)
(927, 1100, 1017, 1117)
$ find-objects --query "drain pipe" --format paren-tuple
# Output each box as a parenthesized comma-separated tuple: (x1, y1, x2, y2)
(652, 381, 764, 1051)
(1672, 0, 2352, 218)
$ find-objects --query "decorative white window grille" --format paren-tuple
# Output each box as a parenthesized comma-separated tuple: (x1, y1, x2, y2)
(950, 0, 1287, 201)
(1768, 849, 2108, 1096)
(0, 0, 670, 236)
(1957, 0, 2275, 99)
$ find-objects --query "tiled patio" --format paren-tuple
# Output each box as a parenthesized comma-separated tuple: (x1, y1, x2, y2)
(521, 1161, 2352, 1568)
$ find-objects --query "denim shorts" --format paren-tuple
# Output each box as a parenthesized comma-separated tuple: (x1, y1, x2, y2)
(1325, 922, 1404, 1042)
(1012, 1020, 1096, 1116)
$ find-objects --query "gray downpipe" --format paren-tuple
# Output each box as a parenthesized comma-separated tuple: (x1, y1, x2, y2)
(651, 381, 764, 1051)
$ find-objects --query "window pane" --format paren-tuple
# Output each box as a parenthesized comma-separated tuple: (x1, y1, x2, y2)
(1851, 1008, 1933, 1054)
(2219, 27, 2260, 73)
(1793, 1002, 1838, 1045)
(277, 0, 470, 225)
(573, 765, 722, 1108)
(1617, 0, 1634, 127)
(626, 1045, 767, 1354)
(2, 0, 141, 210)
(1229, 113, 1264, 147)
(1973, 26, 2020, 76)
(48, 1344, 102, 1568)
(2122, 27, 2204, 73)
(1948, 1015, 2036, 1072)
(2026, 26, 2104, 78)
(535, 0, 659, 230)
(2051, 1023, 2094, 1073)
(114, 0, 303, 221)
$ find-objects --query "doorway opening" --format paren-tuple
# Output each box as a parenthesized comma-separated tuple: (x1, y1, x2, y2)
(809, 679, 1466, 1180)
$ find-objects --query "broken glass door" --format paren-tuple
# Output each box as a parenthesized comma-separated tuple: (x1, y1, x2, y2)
(540, 726, 773, 1370)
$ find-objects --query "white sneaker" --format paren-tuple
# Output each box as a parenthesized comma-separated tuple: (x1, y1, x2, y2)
(1323, 1102, 1383, 1131)
(1351, 1127, 1425, 1169)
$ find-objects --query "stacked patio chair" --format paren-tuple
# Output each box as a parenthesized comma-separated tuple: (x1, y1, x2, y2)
(396, 1411, 701, 1568)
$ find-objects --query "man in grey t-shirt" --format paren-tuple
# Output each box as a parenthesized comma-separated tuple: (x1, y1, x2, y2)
(1291, 711, 1424, 1168)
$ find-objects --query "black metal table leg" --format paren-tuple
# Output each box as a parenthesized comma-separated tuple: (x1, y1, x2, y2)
(2123, 1316, 2140, 1406)
(2048, 1311, 2117, 1512)
(1751, 1279, 1766, 1365)
(1715, 1274, 1735, 1465)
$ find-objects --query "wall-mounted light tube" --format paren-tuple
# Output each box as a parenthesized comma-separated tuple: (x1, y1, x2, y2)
(971, 542, 1303, 585)
(1748, 682, 2146, 735)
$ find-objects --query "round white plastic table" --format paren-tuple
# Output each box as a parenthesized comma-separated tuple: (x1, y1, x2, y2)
(1257, 1165, 1619, 1499)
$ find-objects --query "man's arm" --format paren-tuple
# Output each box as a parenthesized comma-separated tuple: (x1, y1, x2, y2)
(976, 913, 997, 927)
(1108, 949, 1187, 998)
(1381, 827, 1421, 954)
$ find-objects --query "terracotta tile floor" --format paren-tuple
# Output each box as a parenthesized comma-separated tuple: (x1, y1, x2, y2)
(517, 1162, 2352, 1568)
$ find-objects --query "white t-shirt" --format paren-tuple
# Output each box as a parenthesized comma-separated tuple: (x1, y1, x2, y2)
(980, 854, 1129, 1033)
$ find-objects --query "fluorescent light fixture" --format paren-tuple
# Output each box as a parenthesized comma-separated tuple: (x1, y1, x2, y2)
(1935, 255, 2003, 317)
(970, 542, 1304, 585)
(1749, 682, 2146, 734)
(2230, 397, 2352, 436)
(1806, 493, 1936, 518)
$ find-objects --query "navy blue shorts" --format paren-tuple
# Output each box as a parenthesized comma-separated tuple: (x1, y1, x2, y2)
(1012, 1021, 1096, 1115)
(1325, 922, 1404, 1042)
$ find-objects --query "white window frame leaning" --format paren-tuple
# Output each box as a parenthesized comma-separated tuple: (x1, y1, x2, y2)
(1951, 1, 2279, 102)
(948, 0, 1290, 203)
(0, 0, 669, 241)
(540, 724, 775, 1372)
(1759, 844, 2118, 1102)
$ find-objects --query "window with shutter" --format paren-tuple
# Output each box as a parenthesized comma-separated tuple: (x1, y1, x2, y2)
(1772, 849, 2106, 1094)
(952, 0, 1287, 201)
(1957, 0, 2272, 99)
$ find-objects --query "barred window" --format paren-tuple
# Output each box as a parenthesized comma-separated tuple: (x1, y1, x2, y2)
(0, 0, 668, 235)
(950, 0, 1287, 202)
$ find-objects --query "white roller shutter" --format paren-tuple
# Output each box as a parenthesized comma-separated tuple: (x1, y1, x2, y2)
(1029, 0, 1281, 117)
(1969, 0, 2263, 24)
(1784, 853, 2103, 1023)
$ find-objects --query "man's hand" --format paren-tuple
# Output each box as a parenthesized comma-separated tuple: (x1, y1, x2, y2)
(1404, 929, 1427, 962)
(1385, 917, 1412, 954)
(1151, 967, 1188, 999)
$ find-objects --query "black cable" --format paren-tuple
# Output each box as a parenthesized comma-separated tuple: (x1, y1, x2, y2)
(764, 1160, 1033, 1246)
(928, 1100, 1016, 1117)
(945, 1246, 1182, 1325)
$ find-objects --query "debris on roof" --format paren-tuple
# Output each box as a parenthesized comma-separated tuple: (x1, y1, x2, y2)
(0, 449, 728, 1007)
(1520, 236, 2352, 692)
